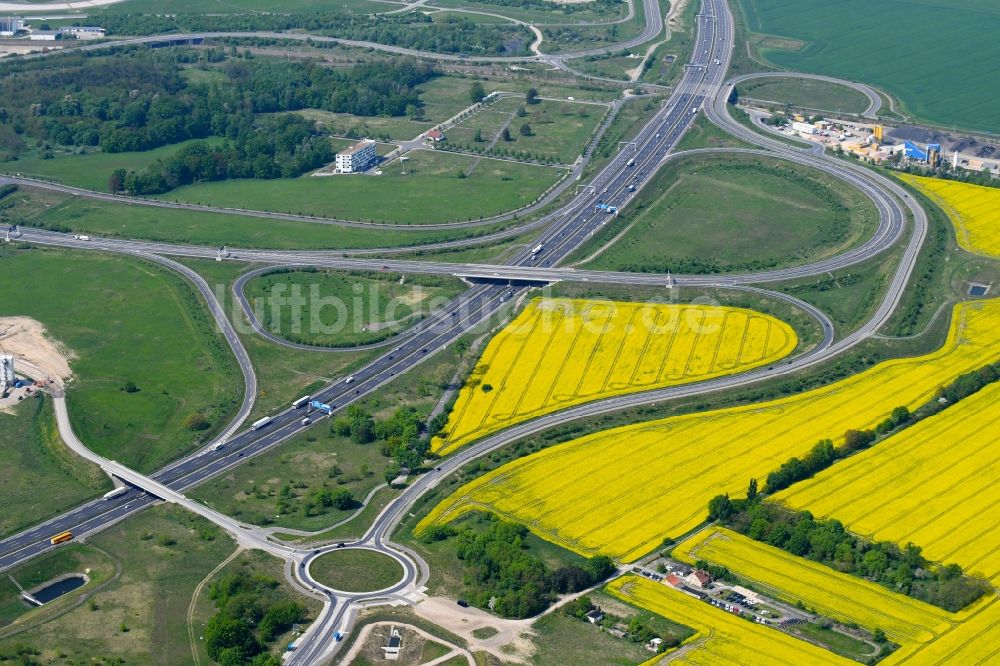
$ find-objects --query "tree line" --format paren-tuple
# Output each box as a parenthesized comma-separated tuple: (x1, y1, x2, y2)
(708, 489, 987, 613)
(765, 358, 1000, 494)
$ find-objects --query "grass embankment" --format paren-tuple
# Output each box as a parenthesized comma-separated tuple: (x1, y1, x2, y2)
(155, 149, 561, 224)
(7, 187, 507, 251)
(243, 269, 465, 348)
(0, 397, 110, 538)
(0, 246, 241, 472)
(737, 76, 872, 115)
(309, 549, 403, 592)
(574, 154, 877, 274)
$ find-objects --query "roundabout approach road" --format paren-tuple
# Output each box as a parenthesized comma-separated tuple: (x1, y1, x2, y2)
(0, 0, 930, 663)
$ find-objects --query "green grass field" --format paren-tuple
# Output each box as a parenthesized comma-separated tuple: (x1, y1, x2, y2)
(0, 139, 225, 193)
(431, 0, 627, 25)
(737, 0, 1000, 132)
(675, 114, 753, 151)
(0, 246, 241, 472)
(10, 187, 509, 250)
(0, 397, 111, 538)
(737, 76, 872, 115)
(244, 269, 465, 347)
(309, 549, 403, 592)
(0, 506, 235, 664)
(156, 150, 561, 224)
(445, 97, 606, 164)
(575, 153, 876, 274)
(191, 426, 393, 530)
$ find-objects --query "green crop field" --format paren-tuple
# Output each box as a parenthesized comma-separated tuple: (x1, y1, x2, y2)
(0, 246, 241, 472)
(575, 154, 877, 274)
(0, 398, 111, 538)
(244, 270, 465, 348)
(309, 549, 403, 592)
(738, 77, 872, 115)
(738, 0, 1000, 133)
(155, 150, 561, 224)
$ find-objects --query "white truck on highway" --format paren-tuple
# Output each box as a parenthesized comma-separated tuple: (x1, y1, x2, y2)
(531, 243, 544, 258)
(251, 416, 272, 431)
(103, 487, 128, 501)
(292, 395, 311, 408)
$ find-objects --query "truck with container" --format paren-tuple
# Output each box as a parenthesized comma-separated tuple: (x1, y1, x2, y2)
(530, 243, 544, 257)
(50, 531, 73, 545)
(626, 158, 636, 167)
(103, 487, 128, 501)
(292, 395, 311, 409)
(251, 416, 272, 431)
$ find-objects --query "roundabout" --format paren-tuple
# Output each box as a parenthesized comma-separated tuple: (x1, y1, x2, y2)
(305, 546, 407, 595)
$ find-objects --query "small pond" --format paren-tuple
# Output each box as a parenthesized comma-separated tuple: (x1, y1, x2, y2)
(26, 574, 87, 605)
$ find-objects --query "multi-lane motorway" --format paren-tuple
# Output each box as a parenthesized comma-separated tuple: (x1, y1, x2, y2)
(0, 0, 928, 662)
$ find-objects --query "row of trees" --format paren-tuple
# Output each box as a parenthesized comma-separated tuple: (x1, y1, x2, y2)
(425, 515, 616, 618)
(764, 359, 1000, 495)
(709, 491, 986, 613)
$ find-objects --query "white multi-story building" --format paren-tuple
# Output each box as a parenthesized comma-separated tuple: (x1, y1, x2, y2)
(335, 140, 376, 174)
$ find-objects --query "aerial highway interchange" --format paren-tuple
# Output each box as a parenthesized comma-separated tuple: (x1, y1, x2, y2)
(0, 0, 940, 662)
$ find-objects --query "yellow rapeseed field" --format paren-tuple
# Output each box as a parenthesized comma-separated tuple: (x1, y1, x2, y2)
(606, 575, 852, 665)
(675, 528, 956, 648)
(432, 298, 797, 455)
(899, 174, 1000, 259)
(417, 299, 1000, 561)
(777, 381, 1000, 586)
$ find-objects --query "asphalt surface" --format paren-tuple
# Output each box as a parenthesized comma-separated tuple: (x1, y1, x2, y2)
(0, 0, 929, 662)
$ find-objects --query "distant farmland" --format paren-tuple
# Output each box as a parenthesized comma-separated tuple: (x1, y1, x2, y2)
(737, 0, 1000, 133)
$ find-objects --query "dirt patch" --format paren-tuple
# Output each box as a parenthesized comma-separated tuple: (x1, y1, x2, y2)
(0, 317, 74, 413)
(0, 317, 74, 383)
(413, 596, 536, 663)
